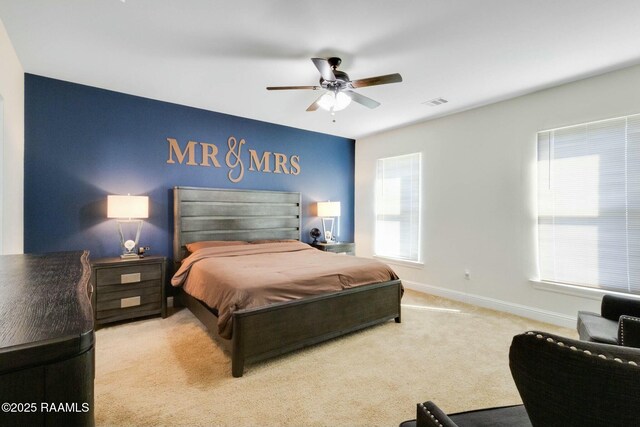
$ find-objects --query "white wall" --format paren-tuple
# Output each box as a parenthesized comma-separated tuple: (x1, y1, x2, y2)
(0, 17, 24, 254)
(356, 64, 640, 327)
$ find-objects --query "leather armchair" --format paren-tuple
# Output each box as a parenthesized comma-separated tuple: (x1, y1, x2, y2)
(577, 294, 640, 347)
(400, 330, 640, 427)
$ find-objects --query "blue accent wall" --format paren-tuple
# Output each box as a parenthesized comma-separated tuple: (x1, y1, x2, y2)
(24, 74, 355, 259)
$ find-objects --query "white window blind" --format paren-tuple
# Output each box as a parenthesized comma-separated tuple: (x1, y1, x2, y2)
(537, 113, 640, 294)
(375, 152, 421, 262)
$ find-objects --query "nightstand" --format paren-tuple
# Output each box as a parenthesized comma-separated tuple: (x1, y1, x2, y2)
(310, 242, 356, 255)
(91, 256, 166, 327)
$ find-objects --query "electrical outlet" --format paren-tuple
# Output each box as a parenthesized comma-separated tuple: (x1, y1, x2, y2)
(464, 269, 470, 280)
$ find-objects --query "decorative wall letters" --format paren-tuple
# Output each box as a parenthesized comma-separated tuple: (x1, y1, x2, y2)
(166, 136, 301, 183)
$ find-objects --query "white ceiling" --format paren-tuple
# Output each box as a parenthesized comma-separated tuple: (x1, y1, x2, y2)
(1, 0, 640, 139)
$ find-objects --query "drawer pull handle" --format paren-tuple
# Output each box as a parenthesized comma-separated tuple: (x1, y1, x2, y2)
(121, 296, 141, 308)
(121, 273, 141, 284)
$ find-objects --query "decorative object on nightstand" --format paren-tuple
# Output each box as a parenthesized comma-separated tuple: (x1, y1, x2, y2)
(107, 194, 149, 258)
(311, 241, 355, 256)
(91, 256, 166, 327)
(317, 200, 341, 242)
(310, 227, 322, 244)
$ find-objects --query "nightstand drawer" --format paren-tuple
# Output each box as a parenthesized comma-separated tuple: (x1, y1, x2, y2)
(96, 293, 161, 319)
(96, 264, 161, 286)
(96, 280, 161, 303)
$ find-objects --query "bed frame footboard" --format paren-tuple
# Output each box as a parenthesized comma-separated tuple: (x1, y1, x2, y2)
(178, 279, 402, 377)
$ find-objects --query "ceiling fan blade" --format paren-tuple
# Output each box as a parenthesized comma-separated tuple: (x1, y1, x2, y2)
(344, 90, 380, 109)
(266, 85, 321, 91)
(350, 73, 403, 88)
(306, 93, 325, 112)
(311, 58, 336, 81)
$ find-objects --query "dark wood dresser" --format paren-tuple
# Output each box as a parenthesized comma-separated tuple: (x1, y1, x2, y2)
(0, 251, 95, 427)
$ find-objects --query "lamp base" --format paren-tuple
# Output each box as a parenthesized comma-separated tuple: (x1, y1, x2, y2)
(321, 217, 336, 243)
(120, 252, 140, 259)
(116, 220, 143, 260)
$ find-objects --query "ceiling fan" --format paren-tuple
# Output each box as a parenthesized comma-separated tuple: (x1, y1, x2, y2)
(267, 57, 402, 113)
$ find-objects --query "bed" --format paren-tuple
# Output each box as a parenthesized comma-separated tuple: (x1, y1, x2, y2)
(172, 186, 402, 377)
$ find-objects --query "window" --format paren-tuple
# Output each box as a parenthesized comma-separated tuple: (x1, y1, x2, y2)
(537, 113, 640, 294)
(375, 152, 421, 262)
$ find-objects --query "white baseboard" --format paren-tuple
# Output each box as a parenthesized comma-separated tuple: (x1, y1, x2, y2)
(402, 280, 577, 329)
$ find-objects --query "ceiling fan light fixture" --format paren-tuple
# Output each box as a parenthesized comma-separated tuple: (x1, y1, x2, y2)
(267, 57, 402, 112)
(317, 91, 352, 112)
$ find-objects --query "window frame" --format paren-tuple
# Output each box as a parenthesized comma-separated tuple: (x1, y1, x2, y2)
(373, 152, 423, 265)
(535, 112, 640, 296)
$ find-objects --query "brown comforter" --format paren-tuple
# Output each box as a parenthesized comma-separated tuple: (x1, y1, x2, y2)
(171, 241, 399, 338)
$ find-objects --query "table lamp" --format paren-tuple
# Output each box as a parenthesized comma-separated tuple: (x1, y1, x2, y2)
(107, 194, 149, 258)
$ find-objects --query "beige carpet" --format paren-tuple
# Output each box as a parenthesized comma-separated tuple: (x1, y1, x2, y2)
(95, 290, 574, 426)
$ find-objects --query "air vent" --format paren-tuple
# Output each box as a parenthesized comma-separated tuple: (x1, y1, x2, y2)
(423, 97, 448, 107)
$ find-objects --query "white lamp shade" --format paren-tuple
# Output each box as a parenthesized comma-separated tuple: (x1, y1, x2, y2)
(317, 201, 341, 217)
(107, 195, 149, 219)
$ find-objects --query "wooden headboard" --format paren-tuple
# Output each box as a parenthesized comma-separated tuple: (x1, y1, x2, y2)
(173, 186, 301, 262)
